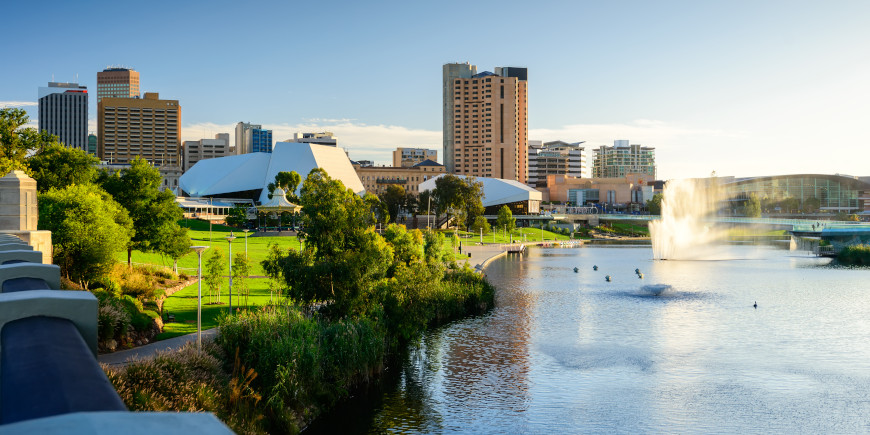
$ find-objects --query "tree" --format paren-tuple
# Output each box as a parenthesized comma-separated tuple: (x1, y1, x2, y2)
(158, 224, 191, 274)
(225, 205, 249, 228)
(495, 205, 516, 233)
(0, 108, 60, 175)
(380, 185, 406, 225)
(383, 224, 424, 273)
(232, 252, 252, 308)
(802, 197, 821, 214)
(470, 215, 491, 235)
(204, 248, 225, 304)
(742, 193, 761, 217)
(28, 143, 99, 192)
(266, 171, 301, 202)
(38, 184, 133, 289)
(646, 193, 663, 215)
(431, 174, 485, 229)
(98, 157, 183, 265)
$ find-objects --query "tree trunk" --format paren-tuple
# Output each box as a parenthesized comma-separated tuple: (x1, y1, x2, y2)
(173, 259, 178, 275)
(127, 248, 133, 268)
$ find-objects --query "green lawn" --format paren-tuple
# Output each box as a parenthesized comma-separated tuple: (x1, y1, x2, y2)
(158, 277, 280, 339)
(132, 220, 570, 340)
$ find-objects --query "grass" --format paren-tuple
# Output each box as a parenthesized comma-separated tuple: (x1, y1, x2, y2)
(450, 227, 571, 244)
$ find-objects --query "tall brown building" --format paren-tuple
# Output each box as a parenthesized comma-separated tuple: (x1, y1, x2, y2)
(98, 92, 181, 170)
(444, 64, 528, 183)
(96, 67, 139, 102)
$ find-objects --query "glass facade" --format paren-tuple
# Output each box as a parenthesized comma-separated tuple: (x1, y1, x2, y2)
(725, 175, 869, 212)
(251, 129, 273, 153)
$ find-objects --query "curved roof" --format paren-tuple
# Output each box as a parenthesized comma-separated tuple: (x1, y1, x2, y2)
(418, 174, 542, 208)
(179, 142, 364, 203)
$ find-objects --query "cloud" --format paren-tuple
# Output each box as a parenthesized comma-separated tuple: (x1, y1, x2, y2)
(0, 101, 38, 108)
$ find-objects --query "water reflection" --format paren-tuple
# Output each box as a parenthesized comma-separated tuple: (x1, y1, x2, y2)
(309, 246, 870, 433)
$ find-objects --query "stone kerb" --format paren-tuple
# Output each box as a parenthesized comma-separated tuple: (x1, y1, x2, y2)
(0, 263, 61, 291)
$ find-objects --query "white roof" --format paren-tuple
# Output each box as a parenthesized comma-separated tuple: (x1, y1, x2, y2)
(418, 174, 542, 207)
(258, 188, 300, 211)
(179, 142, 364, 204)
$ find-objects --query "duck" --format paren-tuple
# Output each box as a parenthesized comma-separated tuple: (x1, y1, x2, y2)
(637, 272, 644, 279)
(753, 301, 757, 309)
(605, 275, 611, 282)
(593, 265, 598, 271)
(573, 267, 579, 273)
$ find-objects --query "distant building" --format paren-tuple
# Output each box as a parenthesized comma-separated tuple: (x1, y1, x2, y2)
(393, 147, 438, 167)
(443, 63, 528, 182)
(723, 174, 870, 214)
(88, 134, 97, 155)
(180, 142, 363, 204)
(355, 160, 446, 196)
(528, 140, 585, 187)
(183, 133, 231, 172)
(38, 82, 88, 151)
(234, 122, 272, 154)
(98, 92, 181, 190)
(355, 160, 374, 168)
(542, 174, 654, 206)
(96, 67, 139, 103)
(419, 174, 542, 216)
(286, 132, 337, 147)
(592, 140, 656, 179)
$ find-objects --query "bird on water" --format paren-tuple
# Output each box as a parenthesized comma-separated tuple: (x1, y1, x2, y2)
(753, 301, 757, 309)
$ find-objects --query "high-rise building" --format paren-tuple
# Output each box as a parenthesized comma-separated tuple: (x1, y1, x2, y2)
(528, 140, 586, 187)
(88, 133, 97, 155)
(393, 147, 438, 167)
(98, 92, 181, 169)
(592, 140, 656, 179)
(96, 67, 139, 102)
(234, 122, 273, 154)
(38, 82, 88, 151)
(442, 62, 476, 173)
(443, 63, 528, 182)
(183, 133, 231, 172)
(286, 132, 337, 147)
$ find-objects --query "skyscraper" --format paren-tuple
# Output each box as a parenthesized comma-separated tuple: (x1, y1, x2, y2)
(98, 92, 181, 168)
(234, 122, 273, 154)
(38, 82, 88, 151)
(96, 67, 140, 102)
(443, 63, 529, 182)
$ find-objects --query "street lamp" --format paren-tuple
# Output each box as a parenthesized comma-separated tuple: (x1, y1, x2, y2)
(225, 232, 236, 313)
(243, 229, 250, 259)
(191, 245, 209, 350)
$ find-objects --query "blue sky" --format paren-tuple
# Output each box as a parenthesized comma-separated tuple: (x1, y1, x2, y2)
(4, 0, 870, 178)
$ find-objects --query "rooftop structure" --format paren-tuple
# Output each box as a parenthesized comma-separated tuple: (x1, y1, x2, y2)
(419, 174, 542, 215)
(393, 147, 438, 167)
(355, 159, 445, 196)
(179, 142, 364, 204)
(286, 132, 337, 147)
(183, 133, 231, 172)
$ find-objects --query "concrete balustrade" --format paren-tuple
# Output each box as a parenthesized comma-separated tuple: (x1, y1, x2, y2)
(0, 290, 98, 355)
(0, 243, 33, 252)
(0, 263, 61, 292)
(0, 250, 42, 265)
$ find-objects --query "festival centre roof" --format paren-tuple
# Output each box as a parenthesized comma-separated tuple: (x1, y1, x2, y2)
(418, 174, 542, 208)
(179, 142, 365, 204)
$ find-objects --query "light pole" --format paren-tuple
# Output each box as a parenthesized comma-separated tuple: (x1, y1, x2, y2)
(225, 232, 236, 313)
(243, 229, 250, 259)
(191, 246, 208, 350)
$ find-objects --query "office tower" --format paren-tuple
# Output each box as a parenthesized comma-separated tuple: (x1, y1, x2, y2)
(287, 132, 337, 147)
(98, 92, 180, 169)
(96, 67, 139, 102)
(183, 133, 230, 172)
(528, 140, 586, 187)
(442, 62, 477, 173)
(444, 63, 528, 182)
(393, 147, 438, 167)
(88, 134, 97, 155)
(38, 82, 88, 151)
(592, 140, 657, 179)
(234, 122, 273, 154)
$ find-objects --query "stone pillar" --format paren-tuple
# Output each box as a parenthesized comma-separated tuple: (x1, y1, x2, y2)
(0, 171, 52, 264)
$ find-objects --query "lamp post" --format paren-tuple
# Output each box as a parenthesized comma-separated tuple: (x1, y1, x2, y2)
(225, 232, 236, 313)
(191, 245, 209, 350)
(243, 229, 250, 259)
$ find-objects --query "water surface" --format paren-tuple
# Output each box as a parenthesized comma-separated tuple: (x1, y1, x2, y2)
(308, 246, 870, 433)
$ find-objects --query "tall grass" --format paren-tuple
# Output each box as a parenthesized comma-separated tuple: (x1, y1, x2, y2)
(837, 244, 870, 265)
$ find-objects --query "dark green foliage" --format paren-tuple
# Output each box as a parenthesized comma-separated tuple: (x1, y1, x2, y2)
(647, 193, 663, 215)
(431, 174, 485, 229)
(837, 245, 870, 265)
(267, 171, 302, 202)
(38, 184, 133, 288)
(28, 143, 99, 192)
(742, 193, 761, 217)
(379, 185, 407, 224)
(0, 108, 59, 174)
(495, 205, 516, 233)
(225, 205, 248, 228)
(470, 215, 491, 235)
(98, 157, 184, 264)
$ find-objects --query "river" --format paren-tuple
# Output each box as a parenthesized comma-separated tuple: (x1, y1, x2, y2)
(307, 245, 870, 433)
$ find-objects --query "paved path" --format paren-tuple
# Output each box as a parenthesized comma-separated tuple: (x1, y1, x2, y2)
(98, 328, 218, 368)
(458, 243, 510, 269)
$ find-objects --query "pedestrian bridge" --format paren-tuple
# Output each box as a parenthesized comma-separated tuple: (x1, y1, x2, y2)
(551, 213, 859, 231)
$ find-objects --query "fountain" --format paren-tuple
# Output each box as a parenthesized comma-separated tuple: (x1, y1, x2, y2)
(649, 178, 728, 260)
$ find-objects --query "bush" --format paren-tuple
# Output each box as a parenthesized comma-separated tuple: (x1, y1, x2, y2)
(838, 244, 870, 266)
(98, 296, 131, 342)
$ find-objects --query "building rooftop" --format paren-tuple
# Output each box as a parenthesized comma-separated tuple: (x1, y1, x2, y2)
(412, 159, 443, 167)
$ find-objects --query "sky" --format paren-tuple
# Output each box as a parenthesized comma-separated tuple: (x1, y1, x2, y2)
(3, 0, 870, 179)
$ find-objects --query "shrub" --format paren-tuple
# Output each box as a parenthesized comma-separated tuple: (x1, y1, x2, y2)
(98, 297, 131, 342)
(838, 244, 870, 266)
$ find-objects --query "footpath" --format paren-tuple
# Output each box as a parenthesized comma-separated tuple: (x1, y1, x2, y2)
(99, 243, 514, 368)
